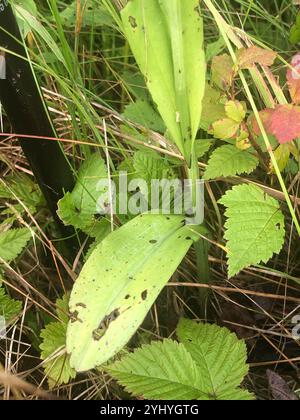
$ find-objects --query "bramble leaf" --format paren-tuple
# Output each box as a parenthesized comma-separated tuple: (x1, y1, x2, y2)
(219, 184, 285, 278)
(0, 228, 31, 263)
(40, 295, 76, 389)
(204, 145, 259, 180)
(107, 319, 253, 400)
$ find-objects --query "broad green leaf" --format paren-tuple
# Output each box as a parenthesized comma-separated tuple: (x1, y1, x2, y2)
(219, 185, 285, 278)
(67, 214, 205, 372)
(123, 99, 166, 133)
(40, 295, 76, 389)
(121, 0, 181, 152)
(0, 228, 31, 263)
(204, 145, 259, 180)
(107, 319, 253, 400)
(121, 0, 206, 158)
(177, 319, 252, 399)
(57, 154, 108, 233)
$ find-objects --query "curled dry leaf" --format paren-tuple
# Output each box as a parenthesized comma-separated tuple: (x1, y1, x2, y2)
(236, 46, 277, 69)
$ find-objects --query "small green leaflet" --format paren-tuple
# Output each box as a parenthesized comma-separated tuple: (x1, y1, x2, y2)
(107, 319, 253, 400)
(219, 184, 285, 278)
(0, 281, 22, 322)
(0, 228, 31, 263)
(67, 214, 206, 372)
(204, 145, 259, 180)
(57, 154, 108, 236)
(40, 295, 76, 389)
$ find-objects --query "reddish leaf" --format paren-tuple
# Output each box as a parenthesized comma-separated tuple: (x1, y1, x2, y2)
(252, 105, 300, 144)
(270, 105, 300, 143)
(251, 108, 274, 137)
(237, 46, 277, 69)
(287, 53, 300, 104)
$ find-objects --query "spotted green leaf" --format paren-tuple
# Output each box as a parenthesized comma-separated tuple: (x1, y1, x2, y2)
(67, 214, 206, 372)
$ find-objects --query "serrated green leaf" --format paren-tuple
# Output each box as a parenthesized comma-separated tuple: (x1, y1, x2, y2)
(177, 319, 252, 399)
(40, 295, 76, 389)
(40, 323, 76, 389)
(123, 99, 166, 133)
(204, 145, 259, 180)
(0, 228, 31, 263)
(108, 320, 253, 400)
(108, 340, 206, 400)
(219, 185, 285, 277)
(0, 174, 43, 215)
(67, 214, 206, 372)
(0, 285, 22, 321)
(133, 151, 174, 182)
(195, 139, 214, 158)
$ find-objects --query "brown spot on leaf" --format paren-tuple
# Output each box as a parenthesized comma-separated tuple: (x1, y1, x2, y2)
(141, 290, 148, 301)
(76, 302, 86, 309)
(70, 310, 83, 324)
(129, 16, 137, 28)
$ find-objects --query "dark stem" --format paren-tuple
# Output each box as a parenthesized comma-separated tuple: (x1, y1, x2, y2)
(0, 3, 75, 240)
